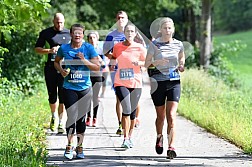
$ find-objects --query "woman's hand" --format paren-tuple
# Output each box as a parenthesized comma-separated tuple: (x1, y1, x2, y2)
(178, 64, 185, 72)
(76, 52, 85, 60)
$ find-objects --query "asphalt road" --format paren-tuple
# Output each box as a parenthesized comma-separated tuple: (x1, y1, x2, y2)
(46, 73, 252, 167)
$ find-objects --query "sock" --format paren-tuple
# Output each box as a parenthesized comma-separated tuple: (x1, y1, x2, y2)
(157, 134, 162, 138)
(77, 143, 83, 147)
(68, 143, 73, 146)
(59, 119, 62, 125)
(52, 112, 57, 118)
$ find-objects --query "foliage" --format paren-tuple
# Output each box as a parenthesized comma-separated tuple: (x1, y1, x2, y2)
(1, 31, 45, 95)
(209, 40, 247, 87)
(0, 85, 49, 166)
(214, 30, 252, 89)
(46, 0, 78, 29)
(180, 69, 252, 154)
(0, 0, 51, 94)
(185, 40, 246, 88)
(76, 0, 201, 39)
(214, 0, 252, 33)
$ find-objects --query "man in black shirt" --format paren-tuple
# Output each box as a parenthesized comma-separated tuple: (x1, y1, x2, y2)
(35, 13, 71, 133)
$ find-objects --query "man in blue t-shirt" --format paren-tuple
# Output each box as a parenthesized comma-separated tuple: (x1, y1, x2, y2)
(103, 11, 128, 136)
(54, 23, 100, 160)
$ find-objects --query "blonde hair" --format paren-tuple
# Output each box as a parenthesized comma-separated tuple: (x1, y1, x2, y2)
(159, 17, 174, 30)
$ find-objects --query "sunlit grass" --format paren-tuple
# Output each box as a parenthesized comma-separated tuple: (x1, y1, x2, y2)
(214, 30, 252, 90)
(179, 69, 252, 154)
(0, 85, 49, 166)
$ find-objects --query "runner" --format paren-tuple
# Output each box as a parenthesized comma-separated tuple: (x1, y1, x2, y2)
(54, 23, 100, 159)
(35, 13, 71, 133)
(103, 10, 128, 135)
(103, 10, 144, 135)
(86, 31, 106, 127)
(112, 23, 146, 148)
(145, 17, 185, 159)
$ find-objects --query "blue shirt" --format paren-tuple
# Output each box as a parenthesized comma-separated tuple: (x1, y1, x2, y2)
(103, 30, 126, 54)
(57, 42, 98, 91)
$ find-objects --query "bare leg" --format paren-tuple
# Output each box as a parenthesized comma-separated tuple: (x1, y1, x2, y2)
(166, 101, 178, 147)
(50, 103, 57, 114)
(129, 119, 135, 137)
(116, 96, 122, 125)
(122, 115, 130, 139)
(58, 103, 64, 121)
(155, 105, 166, 135)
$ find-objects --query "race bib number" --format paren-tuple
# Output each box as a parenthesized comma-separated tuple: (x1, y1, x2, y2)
(68, 70, 86, 83)
(169, 67, 180, 81)
(51, 54, 57, 61)
(120, 68, 134, 80)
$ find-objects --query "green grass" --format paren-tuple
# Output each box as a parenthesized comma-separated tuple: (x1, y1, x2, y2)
(179, 69, 252, 154)
(214, 30, 252, 89)
(0, 85, 50, 167)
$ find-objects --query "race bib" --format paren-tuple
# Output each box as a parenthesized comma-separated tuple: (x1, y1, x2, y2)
(169, 67, 180, 81)
(68, 70, 86, 83)
(51, 53, 57, 61)
(120, 68, 134, 80)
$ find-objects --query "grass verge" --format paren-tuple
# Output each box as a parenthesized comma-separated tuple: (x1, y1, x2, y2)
(179, 69, 252, 154)
(0, 85, 49, 167)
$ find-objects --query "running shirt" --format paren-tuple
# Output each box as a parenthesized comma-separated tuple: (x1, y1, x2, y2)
(103, 30, 126, 54)
(147, 38, 184, 81)
(35, 27, 71, 64)
(57, 42, 98, 91)
(113, 42, 147, 88)
(90, 41, 105, 77)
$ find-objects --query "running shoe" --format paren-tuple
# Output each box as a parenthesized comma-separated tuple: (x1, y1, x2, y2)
(129, 138, 134, 148)
(86, 117, 91, 126)
(167, 147, 177, 159)
(155, 135, 163, 154)
(121, 139, 130, 149)
(50, 117, 56, 132)
(64, 145, 74, 160)
(135, 118, 140, 128)
(76, 146, 85, 159)
(92, 118, 97, 127)
(116, 124, 123, 135)
(57, 123, 65, 134)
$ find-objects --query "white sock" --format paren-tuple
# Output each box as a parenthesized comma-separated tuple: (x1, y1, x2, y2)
(52, 112, 57, 118)
(59, 119, 62, 125)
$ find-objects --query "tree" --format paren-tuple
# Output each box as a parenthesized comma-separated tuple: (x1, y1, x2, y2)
(0, 0, 51, 93)
(200, 0, 212, 69)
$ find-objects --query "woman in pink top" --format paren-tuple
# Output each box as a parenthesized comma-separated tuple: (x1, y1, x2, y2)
(112, 23, 147, 149)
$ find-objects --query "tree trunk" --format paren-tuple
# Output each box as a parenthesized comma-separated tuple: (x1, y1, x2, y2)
(200, 0, 212, 69)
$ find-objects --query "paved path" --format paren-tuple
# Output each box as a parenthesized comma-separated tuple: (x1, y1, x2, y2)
(46, 74, 252, 167)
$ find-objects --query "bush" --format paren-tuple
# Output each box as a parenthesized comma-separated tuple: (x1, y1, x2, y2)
(209, 40, 246, 87)
(1, 31, 45, 95)
(186, 40, 246, 88)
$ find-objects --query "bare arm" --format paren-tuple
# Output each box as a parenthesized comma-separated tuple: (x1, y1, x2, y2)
(35, 45, 60, 55)
(178, 50, 185, 72)
(76, 52, 100, 71)
(144, 53, 153, 68)
(105, 52, 113, 59)
(54, 56, 69, 77)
